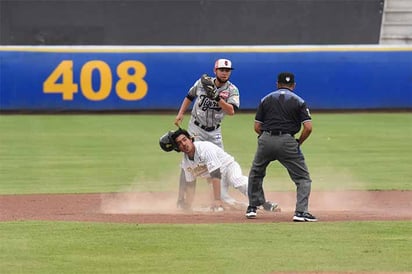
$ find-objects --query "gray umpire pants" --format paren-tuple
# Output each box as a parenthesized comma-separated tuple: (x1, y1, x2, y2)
(248, 131, 312, 213)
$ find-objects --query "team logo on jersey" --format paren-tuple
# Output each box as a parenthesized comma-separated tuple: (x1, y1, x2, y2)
(219, 91, 229, 99)
(199, 95, 222, 111)
(187, 164, 208, 177)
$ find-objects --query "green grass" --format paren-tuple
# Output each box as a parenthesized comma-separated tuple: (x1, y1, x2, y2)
(0, 221, 411, 274)
(1, 113, 411, 274)
(0, 115, 182, 194)
(0, 113, 411, 194)
(307, 113, 412, 190)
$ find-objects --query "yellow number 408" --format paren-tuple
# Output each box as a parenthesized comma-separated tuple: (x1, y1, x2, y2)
(43, 60, 148, 101)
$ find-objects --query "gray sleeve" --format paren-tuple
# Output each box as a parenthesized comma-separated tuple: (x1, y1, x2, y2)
(226, 85, 240, 108)
(209, 168, 222, 179)
(187, 79, 201, 99)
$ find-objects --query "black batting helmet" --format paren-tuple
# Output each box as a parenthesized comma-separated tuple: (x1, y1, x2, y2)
(159, 128, 192, 152)
(159, 131, 178, 152)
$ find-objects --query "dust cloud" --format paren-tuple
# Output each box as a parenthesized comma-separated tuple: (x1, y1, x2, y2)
(99, 184, 249, 214)
(100, 191, 179, 214)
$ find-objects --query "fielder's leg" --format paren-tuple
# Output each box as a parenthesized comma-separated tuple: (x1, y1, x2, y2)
(177, 169, 196, 210)
(177, 169, 186, 203)
(220, 178, 237, 205)
(185, 180, 196, 208)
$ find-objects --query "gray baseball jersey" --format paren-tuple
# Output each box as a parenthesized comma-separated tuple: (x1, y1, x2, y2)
(186, 77, 240, 148)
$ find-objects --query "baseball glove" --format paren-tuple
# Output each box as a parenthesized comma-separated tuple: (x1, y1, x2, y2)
(201, 74, 220, 101)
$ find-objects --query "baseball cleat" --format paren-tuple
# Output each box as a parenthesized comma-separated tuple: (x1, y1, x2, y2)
(245, 206, 257, 219)
(262, 201, 280, 212)
(293, 212, 318, 222)
(211, 205, 225, 212)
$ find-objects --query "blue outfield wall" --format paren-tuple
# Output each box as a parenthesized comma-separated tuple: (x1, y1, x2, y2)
(0, 45, 411, 111)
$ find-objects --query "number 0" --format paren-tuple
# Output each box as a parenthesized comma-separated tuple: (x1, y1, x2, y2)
(81, 61, 112, 101)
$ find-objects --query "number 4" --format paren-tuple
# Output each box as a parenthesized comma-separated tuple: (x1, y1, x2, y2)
(43, 60, 78, 100)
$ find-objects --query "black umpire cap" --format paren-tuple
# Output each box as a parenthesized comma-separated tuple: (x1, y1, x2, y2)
(277, 72, 295, 84)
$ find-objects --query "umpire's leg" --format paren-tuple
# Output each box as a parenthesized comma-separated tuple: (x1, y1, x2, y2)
(248, 135, 275, 206)
(279, 145, 312, 213)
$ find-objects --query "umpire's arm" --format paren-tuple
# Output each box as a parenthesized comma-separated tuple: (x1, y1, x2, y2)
(297, 121, 312, 145)
(254, 121, 263, 135)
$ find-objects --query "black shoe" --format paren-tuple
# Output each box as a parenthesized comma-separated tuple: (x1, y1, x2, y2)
(262, 201, 279, 212)
(245, 206, 257, 219)
(293, 212, 317, 222)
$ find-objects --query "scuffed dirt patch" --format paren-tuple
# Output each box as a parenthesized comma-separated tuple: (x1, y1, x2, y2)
(0, 191, 411, 224)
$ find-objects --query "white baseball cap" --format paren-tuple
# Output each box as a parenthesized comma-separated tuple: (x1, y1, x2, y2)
(214, 59, 234, 70)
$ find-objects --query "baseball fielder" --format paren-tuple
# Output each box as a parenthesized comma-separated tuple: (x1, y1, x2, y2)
(173, 59, 240, 209)
(159, 128, 248, 210)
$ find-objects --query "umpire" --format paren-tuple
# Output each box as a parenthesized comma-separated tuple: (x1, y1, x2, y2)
(245, 72, 317, 222)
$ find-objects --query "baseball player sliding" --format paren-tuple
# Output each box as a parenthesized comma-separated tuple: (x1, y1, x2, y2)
(173, 59, 240, 209)
(159, 128, 248, 211)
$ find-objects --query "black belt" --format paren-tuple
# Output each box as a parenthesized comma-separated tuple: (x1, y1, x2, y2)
(194, 120, 220, 132)
(263, 130, 292, 136)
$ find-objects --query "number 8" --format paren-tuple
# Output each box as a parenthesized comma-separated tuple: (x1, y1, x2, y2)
(116, 61, 148, 101)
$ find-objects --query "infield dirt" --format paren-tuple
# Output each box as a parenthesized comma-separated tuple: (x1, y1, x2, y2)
(1, 190, 411, 224)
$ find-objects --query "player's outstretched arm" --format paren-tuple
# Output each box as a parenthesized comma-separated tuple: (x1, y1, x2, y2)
(174, 98, 192, 127)
(209, 177, 224, 210)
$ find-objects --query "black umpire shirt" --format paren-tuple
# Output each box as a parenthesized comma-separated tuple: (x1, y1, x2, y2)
(255, 88, 311, 135)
